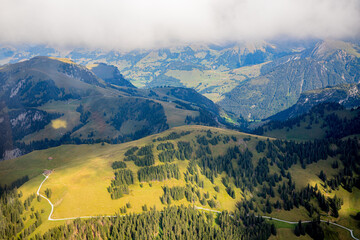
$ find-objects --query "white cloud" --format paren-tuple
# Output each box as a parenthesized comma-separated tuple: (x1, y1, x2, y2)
(0, 0, 359, 50)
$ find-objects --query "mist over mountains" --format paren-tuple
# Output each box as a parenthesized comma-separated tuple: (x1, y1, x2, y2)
(1, 0, 359, 49)
(1, 1, 360, 240)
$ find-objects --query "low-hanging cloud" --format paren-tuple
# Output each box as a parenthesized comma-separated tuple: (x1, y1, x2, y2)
(0, 0, 359, 50)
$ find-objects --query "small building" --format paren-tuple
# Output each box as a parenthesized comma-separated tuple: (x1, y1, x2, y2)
(48, 157, 53, 160)
(43, 170, 52, 176)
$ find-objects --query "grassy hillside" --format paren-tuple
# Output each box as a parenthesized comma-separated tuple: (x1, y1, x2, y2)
(0, 126, 261, 236)
(0, 57, 234, 160)
(0, 125, 359, 239)
(257, 103, 360, 141)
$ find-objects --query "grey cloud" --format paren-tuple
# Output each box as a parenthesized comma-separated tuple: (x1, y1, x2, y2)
(0, 0, 359, 50)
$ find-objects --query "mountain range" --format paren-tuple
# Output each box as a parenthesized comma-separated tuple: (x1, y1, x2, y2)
(0, 39, 360, 240)
(0, 56, 226, 160)
(1, 39, 359, 120)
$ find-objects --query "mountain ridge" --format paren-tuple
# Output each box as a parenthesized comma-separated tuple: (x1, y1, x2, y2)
(268, 83, 360, 121)
(0, 56, 229, 161)
(1, 39, 359, 120)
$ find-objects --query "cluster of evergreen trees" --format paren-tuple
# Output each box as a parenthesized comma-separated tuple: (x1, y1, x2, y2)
(297, 218, 325, 240)
(0, 190, 25, 239)
(160, 186, 191, 204)
(190, 131, 359, 230)
(156, 142, 174, 151)
(108, 169, 134, 199)
(0, 189, 44, 239)
(253, 102, 346, 135)
(196, 133, 230, 146)
(156, 141, 193, 162)
(158, 150, 176, 162)
(185, 109, 218, 126)
(138, 163, 180, 182)
(124, 144, 155, 167)
(176, 141, 193, 160)
(111, 161, 127, 169)
(323, 109, 360, 138)
(154, 131, 191, 142)
(29, 205, 276, 240)
(197, 145, 255, 192)
(124, 147, 138, 156)
(157, 142, 176, 163)
(110, 99, 168, 134)
(255, 102, 360, 141)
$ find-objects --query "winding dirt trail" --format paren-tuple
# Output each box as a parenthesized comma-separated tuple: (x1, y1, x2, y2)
(37, 174, 359, 239)
(195, 204, 359, 239)
(37, 174, 116, 221)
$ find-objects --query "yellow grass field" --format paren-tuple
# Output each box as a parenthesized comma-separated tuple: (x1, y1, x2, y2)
(0, 125, 358, 239)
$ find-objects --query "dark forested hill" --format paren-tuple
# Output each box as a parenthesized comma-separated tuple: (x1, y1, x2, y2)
(0, 57, 228, 160)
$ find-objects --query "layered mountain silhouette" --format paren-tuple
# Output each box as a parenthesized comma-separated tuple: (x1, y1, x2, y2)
(0, 57, 225, 160)
(0, 39, 359, 121)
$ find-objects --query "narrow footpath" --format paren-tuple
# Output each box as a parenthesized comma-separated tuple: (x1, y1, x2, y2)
(37, 174, 359, 239)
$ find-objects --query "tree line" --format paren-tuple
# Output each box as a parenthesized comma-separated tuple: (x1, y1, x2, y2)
(31, 205, 276, 240)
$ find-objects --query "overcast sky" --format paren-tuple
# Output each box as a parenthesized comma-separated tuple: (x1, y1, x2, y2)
(0, 0, 359, 50)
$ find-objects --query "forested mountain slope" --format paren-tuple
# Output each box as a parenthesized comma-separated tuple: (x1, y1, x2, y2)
(268, 83, 360, 121)
(256, 103, 360, 141)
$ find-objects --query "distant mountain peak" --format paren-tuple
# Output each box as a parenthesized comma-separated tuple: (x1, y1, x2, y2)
(48, 57, 75, 64)
(87, 62, 136, 88)
(311, 39, 360, 59)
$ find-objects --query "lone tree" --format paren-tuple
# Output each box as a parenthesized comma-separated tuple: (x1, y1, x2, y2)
(45, 188, 52, 198)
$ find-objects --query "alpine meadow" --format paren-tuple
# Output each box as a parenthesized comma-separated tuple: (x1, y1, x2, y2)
(0, 0, 360, 239)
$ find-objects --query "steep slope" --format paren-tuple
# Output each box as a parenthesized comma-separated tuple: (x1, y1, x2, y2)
(87, 62, 136, 88)
(0, 56, 107, 108)
(268, 83, 360, 121)
(0, 57, 228, 160)
(220, 40, 360, 120)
